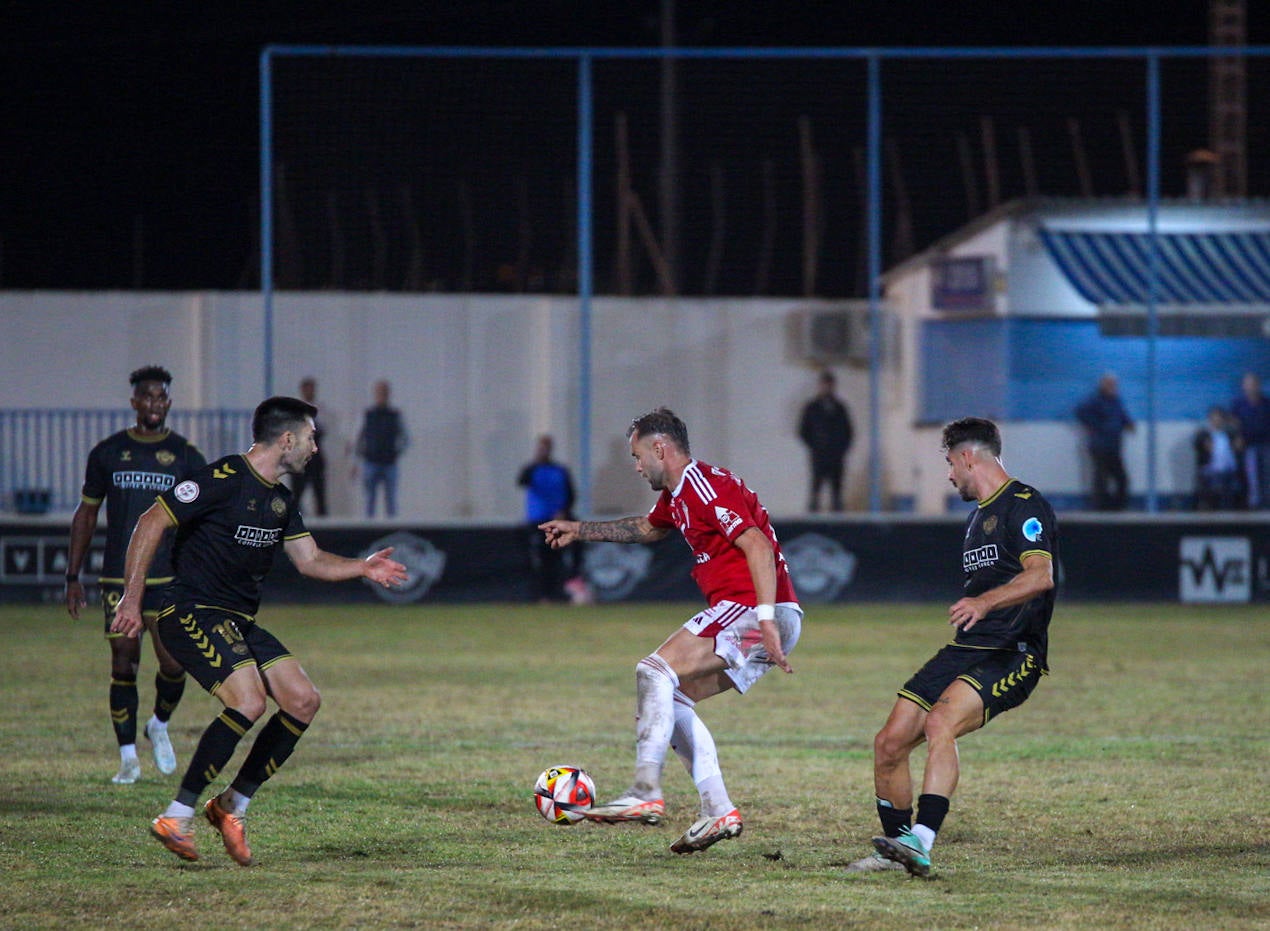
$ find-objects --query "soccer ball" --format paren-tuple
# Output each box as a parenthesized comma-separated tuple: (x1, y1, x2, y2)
(534, 765, 595, 825)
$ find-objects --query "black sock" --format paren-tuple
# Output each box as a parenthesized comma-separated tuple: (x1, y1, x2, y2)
(876, 798, 913, 838)
(231, 710, 310, 798)
(153, 669, 186, 723)
(109, 675, 138, 746)
(175, 708, 254, 808)
(916, 793, 951, 835)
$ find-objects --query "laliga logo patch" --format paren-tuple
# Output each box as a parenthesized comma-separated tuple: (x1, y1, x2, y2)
(583, 542, 653, 602)
(1022, 517, 1043, 542)
(362, 531, 446, 604)
(782, 532, 857, 604)
(174, 480, 200, 503)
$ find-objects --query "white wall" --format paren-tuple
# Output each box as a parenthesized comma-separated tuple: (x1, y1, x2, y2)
(0, 290, 1202, 519)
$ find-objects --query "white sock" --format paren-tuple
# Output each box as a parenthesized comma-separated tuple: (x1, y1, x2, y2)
(631, 654, 678, 799)
(670, 690, 734, 818)
(218, 787, 251, 815)
(119, 744, 138, 762)
(912, 824, 936, 850)
(163, 801, 196, 820)
(146, 716, 166, 733)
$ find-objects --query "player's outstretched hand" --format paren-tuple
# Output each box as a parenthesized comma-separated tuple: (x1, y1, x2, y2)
(539, 519, 580, 549)
(364, 547, 409, 588)
(759, 619, 793, 674)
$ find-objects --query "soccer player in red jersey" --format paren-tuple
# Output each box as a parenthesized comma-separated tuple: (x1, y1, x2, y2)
(540, 407, 801, 854)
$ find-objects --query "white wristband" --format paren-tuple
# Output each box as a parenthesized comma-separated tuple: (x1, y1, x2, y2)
(755, 604, 775, 622)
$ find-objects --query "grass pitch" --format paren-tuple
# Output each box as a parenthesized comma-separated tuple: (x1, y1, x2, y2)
(0, 600, 1265, 930)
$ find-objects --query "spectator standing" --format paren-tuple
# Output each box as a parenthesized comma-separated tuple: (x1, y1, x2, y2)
(1230, 372, 1270, 509)
(517, 434, 577, 602)
(289, 377, 327, 516)
(355, 380, 408, 517)
(798, 370, 854, 512)
(1075, 373, 1134, 510)
(1194, 406, 1244, 511)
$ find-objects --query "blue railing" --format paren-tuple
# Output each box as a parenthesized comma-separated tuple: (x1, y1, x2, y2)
(0, 409, 253, 513)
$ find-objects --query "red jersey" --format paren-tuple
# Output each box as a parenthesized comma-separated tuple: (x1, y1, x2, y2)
(647, 459, 797, 607)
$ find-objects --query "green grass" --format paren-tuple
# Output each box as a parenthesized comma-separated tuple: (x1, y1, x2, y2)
(0, 601, 1266, 929)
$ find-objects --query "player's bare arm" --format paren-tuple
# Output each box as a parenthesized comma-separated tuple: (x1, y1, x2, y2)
(734, 527, 792, 674)
(111, 503, 175, 638)
(948, 552, 1054, 631)
(284, 536, 408, 588)
(540, 515, 669, 548)
(64, 499, 101, 619)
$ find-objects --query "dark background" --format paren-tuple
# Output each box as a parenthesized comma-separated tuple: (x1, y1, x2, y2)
(3, 2, 1266, 293)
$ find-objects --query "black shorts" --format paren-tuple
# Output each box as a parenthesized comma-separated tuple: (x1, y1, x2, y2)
(156, 604, 293, 697)
(898, 644, 1045, 726)
(100, 581, 167, 637)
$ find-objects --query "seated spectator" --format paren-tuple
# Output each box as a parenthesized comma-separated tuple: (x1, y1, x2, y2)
(1194, 406, 1244, 511)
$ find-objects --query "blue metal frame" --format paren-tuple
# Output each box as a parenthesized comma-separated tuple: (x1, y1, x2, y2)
(261, 44, 1270, 515)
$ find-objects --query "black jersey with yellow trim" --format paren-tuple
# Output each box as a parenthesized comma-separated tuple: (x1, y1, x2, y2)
(955, 478, 1059, 670)
(80, 428, 206, 580)
(157, 454, 309, 616)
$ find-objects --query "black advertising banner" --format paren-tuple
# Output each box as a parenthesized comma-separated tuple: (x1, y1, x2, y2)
(3, 519, 1267, 606)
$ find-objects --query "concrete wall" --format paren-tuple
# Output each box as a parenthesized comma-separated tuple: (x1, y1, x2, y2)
(0, 289, 1212, 519)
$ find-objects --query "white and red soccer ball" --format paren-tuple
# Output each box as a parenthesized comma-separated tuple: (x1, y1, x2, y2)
(534, 765, 595, 825)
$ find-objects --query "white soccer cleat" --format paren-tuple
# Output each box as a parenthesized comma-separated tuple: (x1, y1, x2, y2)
(584, 795, 665, 824)
(145, 720, 177, 775)
(670, 808, 743, 854)
(844, 850, 907, 872)
(111, 757, 141, 785)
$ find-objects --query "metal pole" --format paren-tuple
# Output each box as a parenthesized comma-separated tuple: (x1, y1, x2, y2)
(1145, 53, 1161, 512)
(867, 53, 883, 512)
(260, 48, 275, 398)
(577, 55, 594, 517)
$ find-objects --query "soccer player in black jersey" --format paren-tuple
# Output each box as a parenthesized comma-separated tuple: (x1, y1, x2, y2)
(112, 396, 407, 866)
(65, 365, 206, 785)
(852, 417, 1059, 877)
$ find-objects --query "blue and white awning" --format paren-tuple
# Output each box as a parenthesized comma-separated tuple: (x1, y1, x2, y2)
(1038, 229, 1270, 305)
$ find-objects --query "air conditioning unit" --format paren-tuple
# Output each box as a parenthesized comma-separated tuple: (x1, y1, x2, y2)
(788, 303, 893, 366)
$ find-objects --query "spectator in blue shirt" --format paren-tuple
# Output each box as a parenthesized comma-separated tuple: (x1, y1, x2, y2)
(1230, 372, 1270, 509)
(1075, 373, 1134, 511)
(518, 435, 577, 601)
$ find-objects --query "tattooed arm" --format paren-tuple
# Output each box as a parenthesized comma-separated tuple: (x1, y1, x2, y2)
(539, 515, 669, 548)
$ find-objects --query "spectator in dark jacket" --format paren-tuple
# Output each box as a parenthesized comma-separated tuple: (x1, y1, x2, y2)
(1075, 373, 1134, 510)
(798, 370, 854, 512)
(355, 380, 408, 517)
(1230, 372, 1270, 509)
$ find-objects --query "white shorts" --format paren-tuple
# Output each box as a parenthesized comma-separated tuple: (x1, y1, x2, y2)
(682, 600, 803, 694)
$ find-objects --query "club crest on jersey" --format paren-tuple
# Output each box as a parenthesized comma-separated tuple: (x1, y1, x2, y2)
(271, 496, 287, 517)
(982, 516, 998, 535)
(174, 480, 199, 503)
(156, 450, 176, 466)
(713, 505, 743, 535)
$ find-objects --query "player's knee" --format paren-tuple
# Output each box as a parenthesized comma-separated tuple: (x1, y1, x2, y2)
(285, 684, 321, 722)
(874, 723, 919, 764)
(233, 695, 269, 722)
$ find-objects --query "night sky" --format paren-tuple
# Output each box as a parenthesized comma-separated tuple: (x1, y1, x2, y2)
(3, 2, 1264, 293)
